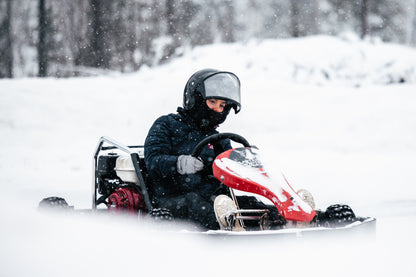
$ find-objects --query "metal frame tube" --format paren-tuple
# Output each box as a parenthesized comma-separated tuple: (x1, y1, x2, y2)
(92, 136, 153, 211)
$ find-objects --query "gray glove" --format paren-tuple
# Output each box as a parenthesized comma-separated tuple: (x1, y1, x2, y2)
(177, 155, 204, 175)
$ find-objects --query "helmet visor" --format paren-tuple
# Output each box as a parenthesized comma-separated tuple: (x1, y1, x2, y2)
(203, 73, 241, 112)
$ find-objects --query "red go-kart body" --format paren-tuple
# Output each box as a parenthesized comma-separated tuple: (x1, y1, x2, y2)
(213, 147, 316, 222)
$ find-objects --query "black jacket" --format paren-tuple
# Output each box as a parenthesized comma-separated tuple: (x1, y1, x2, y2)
(144, 108, 231, 200)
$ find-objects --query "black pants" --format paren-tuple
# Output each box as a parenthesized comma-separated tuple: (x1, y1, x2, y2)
(156, 193, 281, 230)
(157, 192, 219, 230)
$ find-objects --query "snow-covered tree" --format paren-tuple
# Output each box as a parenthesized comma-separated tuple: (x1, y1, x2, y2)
(2, 0, 416, 78)
(0, 0, 13, 77)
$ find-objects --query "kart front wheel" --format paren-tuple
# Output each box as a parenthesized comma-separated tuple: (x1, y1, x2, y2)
(317, 204, 356, 227)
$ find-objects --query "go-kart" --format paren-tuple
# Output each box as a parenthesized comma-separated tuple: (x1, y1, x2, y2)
(39, 133, 376, 236)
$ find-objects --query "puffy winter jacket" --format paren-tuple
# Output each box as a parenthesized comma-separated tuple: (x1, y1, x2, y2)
(144, 107, 232, 201)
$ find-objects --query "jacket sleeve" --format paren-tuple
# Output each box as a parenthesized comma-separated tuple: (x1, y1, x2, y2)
(144, 116, 178, 180)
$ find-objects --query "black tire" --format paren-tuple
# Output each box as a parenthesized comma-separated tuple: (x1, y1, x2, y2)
(322, 204, 356, 227)
(38, 196, 71, 210)
(148, 208, 174, 221)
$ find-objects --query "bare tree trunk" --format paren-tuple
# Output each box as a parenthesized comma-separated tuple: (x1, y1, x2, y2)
(90, 0, 109, 68)
(38, 0, 48, 77)
(311, 0, 319, 35)
(411, 0, 416, 46)
(290, 0, 300, 37)
(166, 0, 176, 38)
(217, 0, 235, 42)
(360, 0, 370, 38)
(163, 0, 179, 61)
(0, 0, 13, 78)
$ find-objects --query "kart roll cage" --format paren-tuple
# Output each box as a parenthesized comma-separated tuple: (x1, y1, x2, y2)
(92, 136, 153, 211)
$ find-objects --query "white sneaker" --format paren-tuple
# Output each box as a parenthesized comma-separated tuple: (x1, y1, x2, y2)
(296, 189, 316, 209)
(214, 195, 244, 231)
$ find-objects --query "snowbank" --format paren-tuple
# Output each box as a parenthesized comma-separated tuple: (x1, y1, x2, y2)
(162, 34, 416, 86)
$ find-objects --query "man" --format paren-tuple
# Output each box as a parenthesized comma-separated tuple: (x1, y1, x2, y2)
(145, 69, 282, 230)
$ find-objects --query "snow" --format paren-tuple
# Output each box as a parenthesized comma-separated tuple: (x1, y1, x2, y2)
(1, 35, 416, 276)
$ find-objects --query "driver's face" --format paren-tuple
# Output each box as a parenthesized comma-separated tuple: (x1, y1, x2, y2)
(206, 99, 226, 113)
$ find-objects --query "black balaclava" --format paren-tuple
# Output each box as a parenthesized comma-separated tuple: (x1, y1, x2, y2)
(180, 98, 231, 131)
(196, 100, 231, 130)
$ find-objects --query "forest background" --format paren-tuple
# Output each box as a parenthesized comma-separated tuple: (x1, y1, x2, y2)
(1, 0, 416, 78)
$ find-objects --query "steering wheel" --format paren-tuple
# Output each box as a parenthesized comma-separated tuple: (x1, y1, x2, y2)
(191, 133, 251, 158)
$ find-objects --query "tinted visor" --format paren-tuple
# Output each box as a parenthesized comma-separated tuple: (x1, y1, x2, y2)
(203, 73, 241, 112)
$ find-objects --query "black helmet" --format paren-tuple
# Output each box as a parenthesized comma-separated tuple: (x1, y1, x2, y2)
(183, 69, 241, 114)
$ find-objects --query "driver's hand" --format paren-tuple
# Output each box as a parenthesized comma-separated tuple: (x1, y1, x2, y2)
(177, 155, 204, 175)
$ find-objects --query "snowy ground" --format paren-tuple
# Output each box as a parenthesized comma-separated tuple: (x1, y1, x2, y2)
(1, 35, 416, 276)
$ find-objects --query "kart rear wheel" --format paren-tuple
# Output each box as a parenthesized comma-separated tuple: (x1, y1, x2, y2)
(38, 197, 72, 210)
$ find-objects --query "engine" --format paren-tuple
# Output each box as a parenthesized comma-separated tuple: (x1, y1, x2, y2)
(108, 187, 146, 213)
(96, 153, 147, 214)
